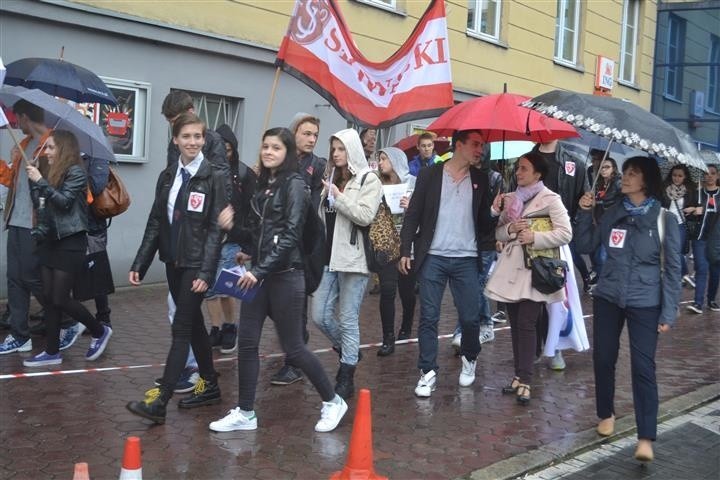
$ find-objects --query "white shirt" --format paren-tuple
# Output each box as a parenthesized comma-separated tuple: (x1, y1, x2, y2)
(167, 152, 204, 224)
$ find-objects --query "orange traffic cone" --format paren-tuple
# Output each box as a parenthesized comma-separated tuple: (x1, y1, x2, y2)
(118, 436, 142, 480)
(330, 389, 388, 480)
(72, 462, 90, 480)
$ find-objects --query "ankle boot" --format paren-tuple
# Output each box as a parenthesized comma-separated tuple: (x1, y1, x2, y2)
(126, 386, 171, 424)
(334, 363, 356, 400)
(178, 377, 221, 409)
(377, 333, 395, 357)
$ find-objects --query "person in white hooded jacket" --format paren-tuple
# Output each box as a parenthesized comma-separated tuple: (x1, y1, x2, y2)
(311, 128, 383, 400)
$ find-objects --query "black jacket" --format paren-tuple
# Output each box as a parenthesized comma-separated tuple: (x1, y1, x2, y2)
(527, 143, 589, 219)
(167, 128, 231, 200)
(400, 163, 495, 273)
(31, 164, 88, 240)
(245, 172, 308, 281)
(297, 152, 327, 212)
(131, 158, 224, 284)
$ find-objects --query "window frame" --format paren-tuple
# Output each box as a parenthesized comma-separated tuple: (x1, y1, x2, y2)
(466, 0, 502, 42)
(554, 0, 581, 66)
(707, 35, 720, 114)
(619, 0, 639, 85)
(664, 14, 685, 101)
(354, 0, 397, 12)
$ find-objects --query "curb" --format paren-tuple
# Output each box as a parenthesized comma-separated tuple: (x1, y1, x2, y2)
(462, 383, 720, 480)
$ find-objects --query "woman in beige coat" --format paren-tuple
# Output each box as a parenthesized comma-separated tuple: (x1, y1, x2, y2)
(485, 152, 572, 405)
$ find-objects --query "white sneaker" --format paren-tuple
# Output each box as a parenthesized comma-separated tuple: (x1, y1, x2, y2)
(209, 407, 257, 432)
(459, 356, 476, 387)
(550, 350, 566, 371)
(479, 326, 495, 344)
(315, 396, 348, 432)
(682, 274, 696, 288)
(414, 370, 437, 397)
(451, 333, 461, 354)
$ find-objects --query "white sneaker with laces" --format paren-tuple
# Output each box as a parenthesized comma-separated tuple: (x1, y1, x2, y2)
(315, 396, 348, 432)
(492, 311, 507, 324)
(459, 356, 476, 387)
(451, 333, 461, 354)
(414, 370, 437, 397)
(479, 326, 495, 344)
(209, 407, 257, 432)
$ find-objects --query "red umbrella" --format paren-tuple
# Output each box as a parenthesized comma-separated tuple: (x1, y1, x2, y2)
(393, 133, 451, 159)
(427, 92, 579, 142)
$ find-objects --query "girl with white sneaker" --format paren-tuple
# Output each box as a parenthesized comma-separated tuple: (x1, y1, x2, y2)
(23, 130, 112, 367)
(210, 127, 347, 433)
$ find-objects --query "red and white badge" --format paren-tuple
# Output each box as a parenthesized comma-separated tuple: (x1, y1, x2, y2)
(187, 192, 206, 212)
(564, 161, 576, 176)
(609, 228, 627, 248)
(306, 165, 314, 176)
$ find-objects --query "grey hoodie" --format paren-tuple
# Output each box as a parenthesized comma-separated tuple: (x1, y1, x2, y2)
(320, 128, 383, 274)
(378, 146, 415, 189)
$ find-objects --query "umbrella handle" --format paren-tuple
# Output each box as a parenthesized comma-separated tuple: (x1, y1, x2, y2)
(590, 139, 614, 193)
(6, 128, 32, 167)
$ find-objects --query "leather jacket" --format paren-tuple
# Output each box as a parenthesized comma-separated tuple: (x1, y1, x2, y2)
(246, 172, 308, 281)
(131, 159, 224, 284)
(31, 164, 88, 240)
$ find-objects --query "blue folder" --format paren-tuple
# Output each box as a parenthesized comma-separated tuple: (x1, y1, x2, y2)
(212, 266, 261, 301)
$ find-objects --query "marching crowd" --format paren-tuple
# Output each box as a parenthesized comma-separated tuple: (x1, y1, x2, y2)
(1, 90, 719, 463)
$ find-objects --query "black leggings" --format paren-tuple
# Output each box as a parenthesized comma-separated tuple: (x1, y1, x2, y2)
(41, 266, 103, 355)
(237, 269, 334, 410)
(378, 263, 416, 337)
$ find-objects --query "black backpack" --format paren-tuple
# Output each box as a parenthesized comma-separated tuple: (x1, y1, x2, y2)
(302, 208, 326, 295)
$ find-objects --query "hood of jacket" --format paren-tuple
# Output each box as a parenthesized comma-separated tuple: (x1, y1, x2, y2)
(325, 128, 370, 178)
(378, 146, 414, 186)
(215, 124, 238, 152)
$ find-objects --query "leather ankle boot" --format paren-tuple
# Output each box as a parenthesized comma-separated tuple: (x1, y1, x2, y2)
(178, 377, 221, 409)
(126, 386, 171, 424)
(377, 333, 395, 357)
(334, 363, 356, 399)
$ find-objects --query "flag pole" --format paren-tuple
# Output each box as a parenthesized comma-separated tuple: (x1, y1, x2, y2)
(262, 67, 282, 133)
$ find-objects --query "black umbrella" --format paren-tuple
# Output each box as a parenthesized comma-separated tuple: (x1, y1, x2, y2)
(5, 57, 117, 106)
(524, 90, 707, 172)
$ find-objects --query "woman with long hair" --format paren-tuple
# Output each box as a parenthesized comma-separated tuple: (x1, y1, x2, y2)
(577, 156, 681, 462)
(485, 152, 573, 405)
(210, 127, 347, 433)
(23, 130, 112, 366)
(375, 146, 416, 356)
(663, 164, 698, 284)
(127, 113, 225, 424)
(591, 157, 622, 278)
(312, 128, 383, 399)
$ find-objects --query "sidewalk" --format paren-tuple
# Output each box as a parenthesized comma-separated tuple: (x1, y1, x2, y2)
(0, 283, 718, 479)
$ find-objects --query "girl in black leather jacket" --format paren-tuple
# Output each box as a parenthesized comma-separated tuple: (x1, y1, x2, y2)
(24, 130, 112, 367)
(127, 114, 224, 424)
(210, 127, 347, 434)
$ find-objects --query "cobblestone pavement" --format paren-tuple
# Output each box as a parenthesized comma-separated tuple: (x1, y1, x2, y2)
(0, 281, 717, 479)
(522, 399, 720, 480)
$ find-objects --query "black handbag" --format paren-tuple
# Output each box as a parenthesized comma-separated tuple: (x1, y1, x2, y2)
(530, 257, 568, 294)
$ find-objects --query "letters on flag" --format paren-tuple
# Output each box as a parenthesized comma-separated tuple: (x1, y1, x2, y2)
(276, 0, 453, 128)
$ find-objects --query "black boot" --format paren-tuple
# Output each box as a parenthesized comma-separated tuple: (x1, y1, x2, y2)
(126, 386, 171, 424)
(377, 333, 395, 357)
(334, 363, 356, 400)
(178, 377, 221, 409)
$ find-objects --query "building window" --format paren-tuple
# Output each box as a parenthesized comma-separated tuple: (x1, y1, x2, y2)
(356, 0, 396, 10)
(167, 90, 241, 141)
(467, 0, 501, 41)
(707, 35, 720, 113)
(619, 0, 639, 84)
(664, 14, 685, 100)
(555, 0, 581, 65)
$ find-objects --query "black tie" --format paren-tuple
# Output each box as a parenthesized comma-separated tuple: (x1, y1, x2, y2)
(169, 168, 190, 262)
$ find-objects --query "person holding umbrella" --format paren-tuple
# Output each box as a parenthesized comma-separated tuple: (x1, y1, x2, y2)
(22, 130, 112, 366)
(663, 164, 698, 287)
(576, 156, 681, 463)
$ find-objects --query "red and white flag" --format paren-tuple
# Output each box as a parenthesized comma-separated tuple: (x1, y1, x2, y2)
(276, 0, 453, 128)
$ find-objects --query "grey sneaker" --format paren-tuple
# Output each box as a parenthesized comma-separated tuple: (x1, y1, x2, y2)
(491, 311, 507, 324)
(550, 350, 566, 371)
(479, 326, 495, 344)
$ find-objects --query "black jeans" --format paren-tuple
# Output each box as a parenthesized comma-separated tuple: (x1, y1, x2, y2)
(41, 266, 104, 355)
(7, 227, 45, 342)
(377, 263, 416, 337)
(160, 265, 216, 393)
(237, 270, 334, 410)
(593, 297, 660, 440)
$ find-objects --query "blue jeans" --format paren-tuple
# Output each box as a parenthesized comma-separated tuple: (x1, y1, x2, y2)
(418, 255, 480, 373)
(311, 266, 369, 365)
(692, 239, 720, 306)
(453, 250, 495, 336)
